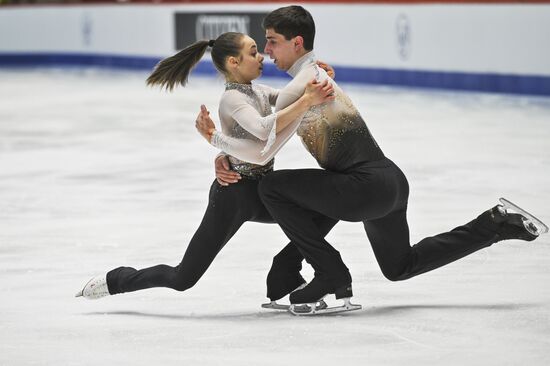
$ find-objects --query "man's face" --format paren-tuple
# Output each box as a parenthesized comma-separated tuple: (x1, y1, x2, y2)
(264, 28, 300, 71)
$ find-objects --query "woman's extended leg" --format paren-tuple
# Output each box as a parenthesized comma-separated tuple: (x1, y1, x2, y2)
(107, 178, 264, 294)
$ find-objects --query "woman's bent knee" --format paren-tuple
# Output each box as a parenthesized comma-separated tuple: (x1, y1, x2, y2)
(172, 278, 198, 292)
(171, 268, 201, 292)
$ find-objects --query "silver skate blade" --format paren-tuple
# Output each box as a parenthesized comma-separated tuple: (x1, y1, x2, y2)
(75, 291, 83, 298)
(261, 301, 290, 310)
(262, 299, 327, 311)
(289, 298, 361, 316)
(288, 303, 318, 315)
(499, 198, 548, 235)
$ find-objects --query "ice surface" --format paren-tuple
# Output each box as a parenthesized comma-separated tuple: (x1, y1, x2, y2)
(1, 68, 550, 365)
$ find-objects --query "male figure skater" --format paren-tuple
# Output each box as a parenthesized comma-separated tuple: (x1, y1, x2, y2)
(215, 6, 546, 313)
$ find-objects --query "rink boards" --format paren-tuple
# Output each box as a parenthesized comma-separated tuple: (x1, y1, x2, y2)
(1, 2, 550, 95)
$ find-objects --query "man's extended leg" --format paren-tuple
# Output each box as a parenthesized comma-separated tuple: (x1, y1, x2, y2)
(360, 161, 538, 280)
(365, 204, 537, 282)
(364, 207, 492, 281)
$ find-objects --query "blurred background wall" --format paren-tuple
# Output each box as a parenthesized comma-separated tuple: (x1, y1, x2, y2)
(1, 0, 549, 95)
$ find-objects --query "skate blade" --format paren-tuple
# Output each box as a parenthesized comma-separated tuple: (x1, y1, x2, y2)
(75, 277, 93, 298)
(499, 197, 548, 235)
(261, 301, 290, 310)
(289, 298, 361, 316)
(262, 299, 327, 311)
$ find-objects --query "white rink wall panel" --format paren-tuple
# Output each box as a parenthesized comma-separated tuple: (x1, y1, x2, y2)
(1, 3, 550, 94)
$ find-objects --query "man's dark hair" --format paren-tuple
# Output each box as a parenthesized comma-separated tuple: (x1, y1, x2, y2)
(262, 5, 315, 51)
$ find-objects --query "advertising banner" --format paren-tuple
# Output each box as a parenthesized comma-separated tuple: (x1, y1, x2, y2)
(175, 12, 269, 51)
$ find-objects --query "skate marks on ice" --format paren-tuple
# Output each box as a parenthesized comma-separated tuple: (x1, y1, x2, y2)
(78, 305, 445, 353)
(82, 300, 533, 320)
(81, 308, 295, 321)
(365, 302, 538, 316)
(76, 301, 541, 354)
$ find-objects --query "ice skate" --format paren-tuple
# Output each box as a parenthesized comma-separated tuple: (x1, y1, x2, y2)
(75, 274, 110, 299)
(262, 282, 319, 311)
(480, 198, 547, 242)
(288, 278, 361, 316)
(498, 198, 548, 237)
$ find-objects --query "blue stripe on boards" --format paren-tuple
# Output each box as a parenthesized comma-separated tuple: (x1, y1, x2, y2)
(0, 52, 548, 96)
(0, 53, 160, 70)
(334, 66, 550, 96)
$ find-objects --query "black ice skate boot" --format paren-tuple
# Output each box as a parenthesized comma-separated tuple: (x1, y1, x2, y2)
(289, 277, 352, 304)
(477, 198, 547, 242)
(266, 270, 306, 302)
(262, 272, 310, 310)
(264, 245, 307, 302)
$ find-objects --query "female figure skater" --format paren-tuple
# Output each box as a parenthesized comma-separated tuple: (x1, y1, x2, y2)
(75, 32, 335, 300)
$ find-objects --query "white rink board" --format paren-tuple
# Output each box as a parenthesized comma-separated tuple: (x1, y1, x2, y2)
(1, 4, 550, 75)
(0, 69, 549, 365)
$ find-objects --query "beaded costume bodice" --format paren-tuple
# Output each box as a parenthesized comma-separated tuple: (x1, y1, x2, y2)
(210, 82, 278, 178)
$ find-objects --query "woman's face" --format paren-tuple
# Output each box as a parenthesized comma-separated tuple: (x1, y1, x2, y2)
(228, 35, 264, 83)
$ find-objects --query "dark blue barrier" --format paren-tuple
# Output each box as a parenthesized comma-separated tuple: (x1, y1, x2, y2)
(1, 52, 548, 96)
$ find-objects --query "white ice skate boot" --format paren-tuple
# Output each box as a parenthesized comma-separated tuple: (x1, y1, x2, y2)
(75, 274, 110, 299)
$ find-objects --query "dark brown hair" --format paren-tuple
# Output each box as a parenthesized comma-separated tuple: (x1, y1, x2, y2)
(262, 5, 315, 51)
(146, 32, 245, 91)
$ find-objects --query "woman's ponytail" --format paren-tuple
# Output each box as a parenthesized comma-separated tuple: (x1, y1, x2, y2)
(146, 40, 210, 91)
(146, 32, 244, 91)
